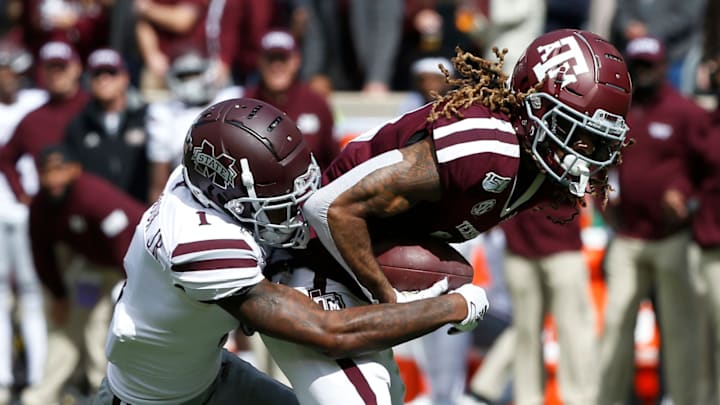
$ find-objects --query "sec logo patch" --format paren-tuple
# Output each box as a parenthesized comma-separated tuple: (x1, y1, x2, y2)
(471, 199, 496, 216)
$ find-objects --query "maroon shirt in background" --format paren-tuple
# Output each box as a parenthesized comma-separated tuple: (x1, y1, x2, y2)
(29, 173, 145, 299)
(0, 90, 90, 200)
(501, 205, 583, 258)
(20, 0, 111, 65)
(153, 0, 209, 59)
(610, 83, 708, 240)
(244, 83, 339, 170)
(693, 108, 720, 248)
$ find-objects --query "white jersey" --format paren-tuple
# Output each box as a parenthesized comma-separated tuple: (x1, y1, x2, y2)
(0, 88, 47, 222)
(146, 86, 243, 167)
(105, 167, 265, 405)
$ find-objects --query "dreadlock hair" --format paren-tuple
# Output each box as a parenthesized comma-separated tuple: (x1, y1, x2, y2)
(427, 46, 533, 122)
(426, 46, 631, 224)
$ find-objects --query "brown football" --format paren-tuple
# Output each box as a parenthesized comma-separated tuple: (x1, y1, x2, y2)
(374, 237, 474, 291)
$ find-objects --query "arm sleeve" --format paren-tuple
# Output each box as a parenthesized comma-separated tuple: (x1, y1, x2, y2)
(169, 235, 265, 302)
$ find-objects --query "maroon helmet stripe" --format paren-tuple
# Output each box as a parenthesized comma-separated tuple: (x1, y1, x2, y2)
(336, 358, 377, 405)
(172, 239, 252, 257)
(171, 258, 257, 272)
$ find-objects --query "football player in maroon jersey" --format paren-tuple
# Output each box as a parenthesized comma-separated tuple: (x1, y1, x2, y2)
(304, 28, 632, 305)
(260, 29, 632, 404)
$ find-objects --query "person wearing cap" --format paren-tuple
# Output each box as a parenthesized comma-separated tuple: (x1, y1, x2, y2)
(0, 40, 49, 405)
(27, 144, 144, 403)
(0, 40, 89, 206)
(596, 36, 709, 405)
(397, 56, 454, 114)
(244, 30, 338, 171)
(62, 48, 151, 204)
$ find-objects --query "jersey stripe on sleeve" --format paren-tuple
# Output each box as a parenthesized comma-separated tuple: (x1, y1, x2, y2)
(169, 237, 264, 301)
(171, 258, 257, 272)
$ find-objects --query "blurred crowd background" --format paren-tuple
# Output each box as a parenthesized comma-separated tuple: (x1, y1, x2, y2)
(1, 0, 720, 405)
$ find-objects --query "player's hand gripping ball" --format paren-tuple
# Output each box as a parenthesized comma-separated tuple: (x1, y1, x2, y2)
(374, 237, 474, 291)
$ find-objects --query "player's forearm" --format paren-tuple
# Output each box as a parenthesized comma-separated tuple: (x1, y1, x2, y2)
(233, 281, 467, 358)
(317, 293, 467, 357)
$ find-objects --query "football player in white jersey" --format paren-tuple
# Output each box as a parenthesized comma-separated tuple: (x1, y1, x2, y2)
(93, 98, 489, 405)
(0, 41, 48, 401)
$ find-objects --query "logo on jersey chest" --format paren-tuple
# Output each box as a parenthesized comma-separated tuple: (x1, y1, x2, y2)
(532, 35, 589, 88)
(482, 172, 511, 193)
(191, 140, 237, 189)
(471, 199, 496, 216)
(309, 289, 346, 310)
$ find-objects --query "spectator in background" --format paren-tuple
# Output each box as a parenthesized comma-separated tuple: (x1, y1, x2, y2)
(134, 0, 209, 91)
(392, 2, 450, 91)
(397, 56, 454, 113)
(349, 0, 404, 94)
(299, 0, 403, 95)
(0, 41, 47, 405)
(28, 144, 144, 403)
(145, 48, 242, 202)
(609, 0, 705, 93)
(63, 48, 150, 204)
(298, 0, 356, 96)
(0, 41, 89, 206)
(19, 0, 112, 71)
(501, 206, 598, 405)
(597, 36, 707, 405)
(244, 30, 338, 171)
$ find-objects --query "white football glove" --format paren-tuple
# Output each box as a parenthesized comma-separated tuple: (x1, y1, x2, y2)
(394, 277, 449, 303)
(447, 284, 489, 334)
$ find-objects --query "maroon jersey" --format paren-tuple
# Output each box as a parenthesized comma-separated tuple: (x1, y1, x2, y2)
(0, 90, 90, 199)
(244, 83, 338, 170)
(612, 83, 708, 240)
(693, 109, 720, 248)
(323, 103, 554, 243)
(29, 173, 145, 298)
(501, 205, 583, 258)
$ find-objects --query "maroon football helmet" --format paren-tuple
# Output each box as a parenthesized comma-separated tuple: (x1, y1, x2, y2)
(182, 98, 320, 248)
(511, 29, 632, 196)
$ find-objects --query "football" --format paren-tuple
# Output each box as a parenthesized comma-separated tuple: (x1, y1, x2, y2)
(374, 237, 474, 291)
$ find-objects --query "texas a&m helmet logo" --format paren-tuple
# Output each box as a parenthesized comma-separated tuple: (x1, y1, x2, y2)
(531, 35, 589, 88)
(191, 139, 238, 189)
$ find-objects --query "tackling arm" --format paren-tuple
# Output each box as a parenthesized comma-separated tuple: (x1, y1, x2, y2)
(303, 138, 441, 303)
(218, 278, 467, 358)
